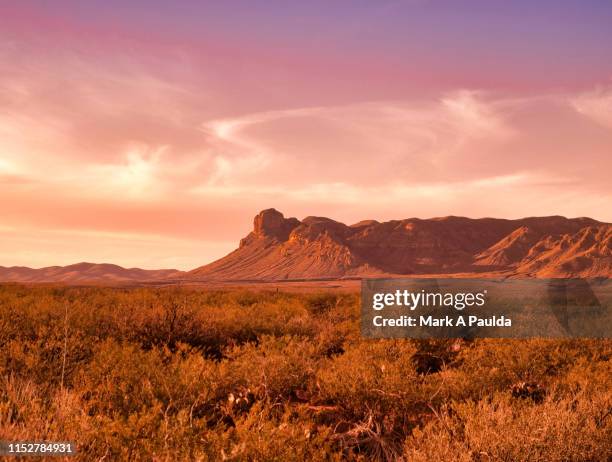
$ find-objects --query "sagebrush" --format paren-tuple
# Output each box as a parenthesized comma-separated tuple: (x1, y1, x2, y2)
(0, 284, 610, 461)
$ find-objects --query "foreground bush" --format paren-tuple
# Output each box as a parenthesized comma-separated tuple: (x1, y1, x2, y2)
(0, 284, 609, 461)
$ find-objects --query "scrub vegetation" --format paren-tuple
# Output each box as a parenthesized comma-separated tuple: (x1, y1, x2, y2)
(0, 284, 610, 461)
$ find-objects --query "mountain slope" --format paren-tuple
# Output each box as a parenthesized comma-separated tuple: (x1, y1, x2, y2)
(0, 262, 184, 283)
(514, 226, 612, 277)
(192, 212, 371, 280)
(190, 209, 611, 280)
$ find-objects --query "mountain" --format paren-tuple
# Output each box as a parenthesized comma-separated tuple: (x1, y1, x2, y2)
(0, 262, 184, 284)
(2, 210, 609, 284)
(189, 209, 612, 280)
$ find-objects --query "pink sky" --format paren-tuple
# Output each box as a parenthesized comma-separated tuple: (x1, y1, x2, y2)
(2, 2, 612, 270)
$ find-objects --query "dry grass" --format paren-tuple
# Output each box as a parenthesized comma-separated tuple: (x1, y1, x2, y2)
(0, 284, 610, 461)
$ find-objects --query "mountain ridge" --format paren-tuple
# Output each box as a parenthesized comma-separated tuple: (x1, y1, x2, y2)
(1, 210, 610, 283)
(189, 209, 611, 280)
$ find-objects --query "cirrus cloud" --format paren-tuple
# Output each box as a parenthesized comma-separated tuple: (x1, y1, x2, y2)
(1, 40, 611, 269)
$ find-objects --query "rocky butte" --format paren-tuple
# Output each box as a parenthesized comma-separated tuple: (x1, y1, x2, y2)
(189, 208, 612, 281)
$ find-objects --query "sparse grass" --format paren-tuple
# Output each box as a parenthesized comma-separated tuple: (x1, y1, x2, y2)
(0, 284, 610, 461)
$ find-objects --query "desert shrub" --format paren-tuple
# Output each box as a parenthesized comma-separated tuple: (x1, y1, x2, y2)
(224, 335, 319, 403)
(437, 338, 611, 403)
(405, 389, 611, 461)
(405, 355, 612, 461)
(306, 293, 340, 315)
(210, 402, 340, 461)
(0, 284, 610, 461)
(314, 340, 423, 458)
(410, 338, 467, 374)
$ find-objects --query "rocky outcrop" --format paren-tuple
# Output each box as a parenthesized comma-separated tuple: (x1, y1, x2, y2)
(189, 209, 611, 280)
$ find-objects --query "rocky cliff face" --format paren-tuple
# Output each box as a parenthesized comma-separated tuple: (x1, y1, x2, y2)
(189, 209, 611, 280)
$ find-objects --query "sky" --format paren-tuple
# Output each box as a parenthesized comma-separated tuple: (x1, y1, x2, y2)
(1, 0, 612, 270)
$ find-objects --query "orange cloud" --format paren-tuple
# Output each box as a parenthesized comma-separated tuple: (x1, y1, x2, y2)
(1, 38, 611, 268)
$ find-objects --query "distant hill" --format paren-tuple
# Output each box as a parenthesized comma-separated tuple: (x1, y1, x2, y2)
(0, 262, 184, 284)
(189, 209, 612, 280)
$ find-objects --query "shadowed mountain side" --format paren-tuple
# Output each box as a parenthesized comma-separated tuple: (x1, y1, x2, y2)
(189, 209, 611, 281)
(0, 262, 184, 283)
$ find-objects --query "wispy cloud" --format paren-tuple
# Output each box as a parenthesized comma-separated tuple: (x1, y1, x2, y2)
(570, 86, 612, 129)
(1, 41, 611, 268)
